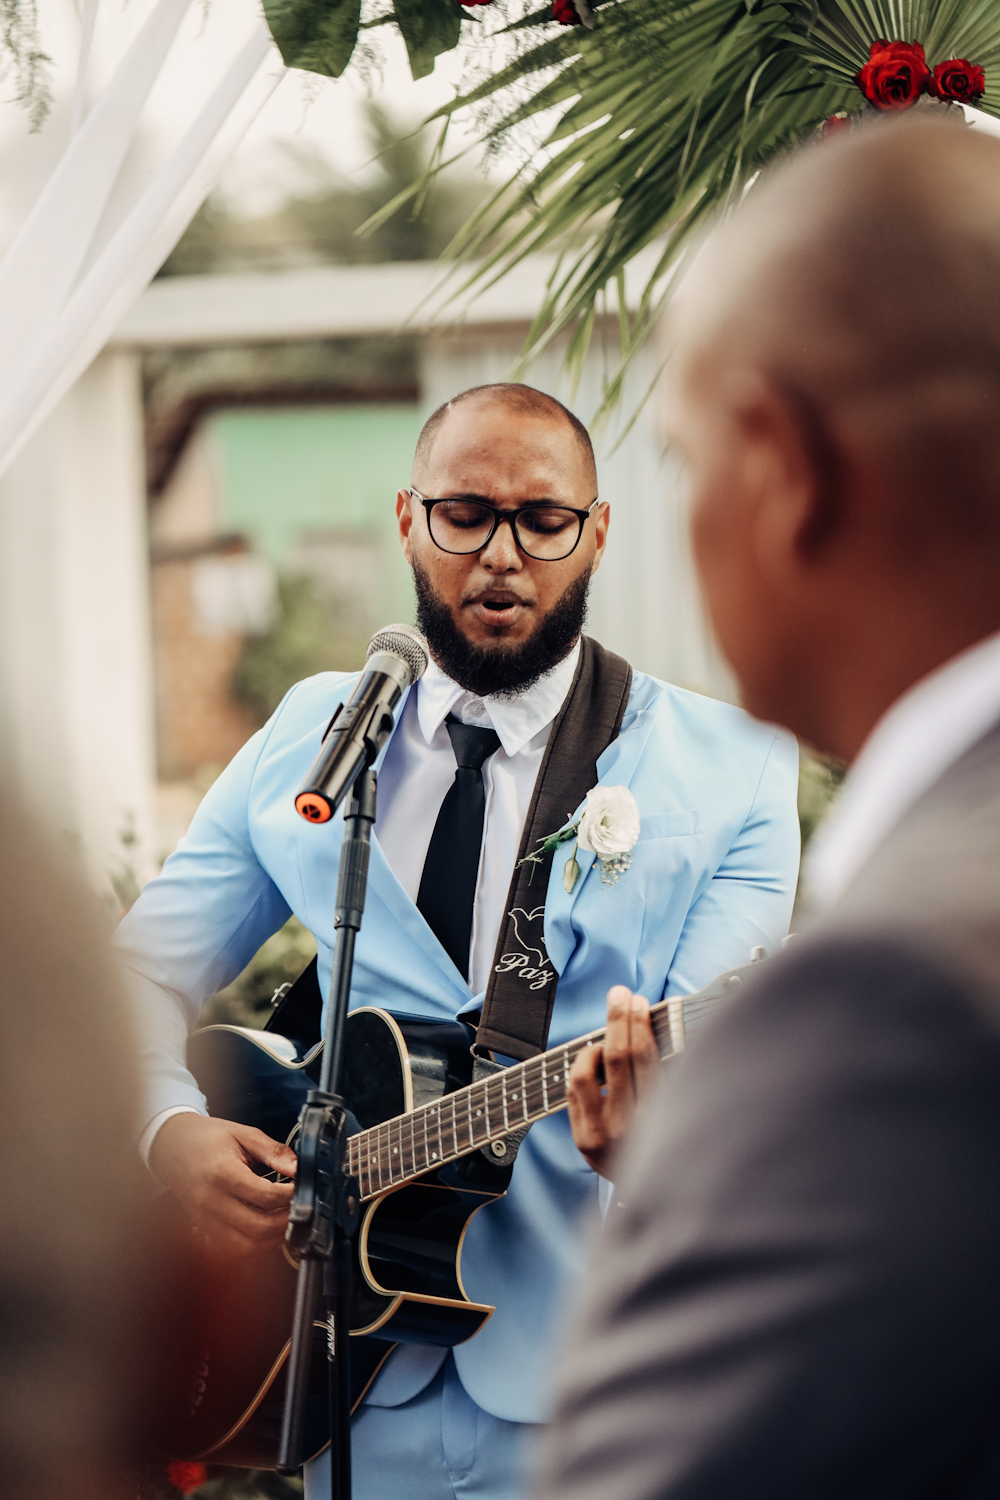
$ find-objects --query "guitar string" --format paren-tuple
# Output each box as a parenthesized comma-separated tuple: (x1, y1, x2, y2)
(348, 990, 732, 1195)
(347, 982, 740, 1197)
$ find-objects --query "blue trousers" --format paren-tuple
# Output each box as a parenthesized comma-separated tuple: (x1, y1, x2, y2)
(304, 1354, 537, 1500)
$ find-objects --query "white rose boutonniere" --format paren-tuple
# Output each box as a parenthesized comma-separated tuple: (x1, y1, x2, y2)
(516, 784, 641, 894)
(577, 785, 642, 886)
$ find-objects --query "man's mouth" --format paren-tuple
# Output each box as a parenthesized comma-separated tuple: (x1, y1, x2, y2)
(465, 590, 533, 629)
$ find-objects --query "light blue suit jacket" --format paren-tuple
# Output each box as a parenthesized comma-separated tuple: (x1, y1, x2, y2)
(117, 661, 800, 1424)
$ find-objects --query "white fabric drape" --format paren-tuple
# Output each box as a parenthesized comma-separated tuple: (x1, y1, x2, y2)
(0, 0, 286, 480)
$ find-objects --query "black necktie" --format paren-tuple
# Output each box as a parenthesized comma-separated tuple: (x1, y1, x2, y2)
(417, 715, 501, 980)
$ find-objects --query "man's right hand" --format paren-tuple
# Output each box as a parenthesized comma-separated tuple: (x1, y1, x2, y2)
(149, 1113, 297, 1257)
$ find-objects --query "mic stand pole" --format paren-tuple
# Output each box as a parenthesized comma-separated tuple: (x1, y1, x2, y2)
(277, 768, 376, 1498)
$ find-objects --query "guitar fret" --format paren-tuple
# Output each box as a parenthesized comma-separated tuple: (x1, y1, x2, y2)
(451, 1093, 459, 1157)
(429, 1105, 440, 1164)
(501, 1072, 510, 1132)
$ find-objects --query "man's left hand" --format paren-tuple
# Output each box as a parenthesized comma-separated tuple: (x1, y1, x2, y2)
(568, 986, 660, 1177)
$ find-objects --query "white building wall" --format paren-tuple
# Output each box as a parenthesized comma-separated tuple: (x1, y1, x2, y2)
(0, 350, 157, 893)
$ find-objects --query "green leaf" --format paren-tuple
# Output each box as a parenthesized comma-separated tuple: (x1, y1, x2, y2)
(386, 0, 1000, 415)
(263, 0, 363, 77)
(393, 0, 465, 80)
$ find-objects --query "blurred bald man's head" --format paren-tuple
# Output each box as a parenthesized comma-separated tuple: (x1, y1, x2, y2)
(667, 116, 1000, 760)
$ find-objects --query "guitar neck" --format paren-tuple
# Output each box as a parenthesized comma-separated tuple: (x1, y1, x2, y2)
(346, 961, 753, 1202)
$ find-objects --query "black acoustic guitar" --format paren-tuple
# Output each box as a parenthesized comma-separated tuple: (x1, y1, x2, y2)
(156, 960, 753, 1468)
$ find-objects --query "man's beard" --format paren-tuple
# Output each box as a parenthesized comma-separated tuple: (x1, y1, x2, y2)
(412, 561, 590, 699)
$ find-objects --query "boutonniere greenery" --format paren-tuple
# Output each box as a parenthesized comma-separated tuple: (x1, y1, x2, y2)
(517, 785, 641, 894)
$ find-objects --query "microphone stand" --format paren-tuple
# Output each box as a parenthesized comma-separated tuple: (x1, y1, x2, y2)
(277, 768, 376, 1497)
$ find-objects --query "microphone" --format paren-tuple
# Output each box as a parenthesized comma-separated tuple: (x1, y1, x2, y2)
(294, 624, 429, 824)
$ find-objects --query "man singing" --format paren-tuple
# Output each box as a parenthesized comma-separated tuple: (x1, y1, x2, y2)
(117, 382, 800, 1499)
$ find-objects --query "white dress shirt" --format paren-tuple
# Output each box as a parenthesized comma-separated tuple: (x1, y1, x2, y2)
(806, 629, 1000, 910)
(375, 642, 580, 994)
(139, 642, 581, 1165)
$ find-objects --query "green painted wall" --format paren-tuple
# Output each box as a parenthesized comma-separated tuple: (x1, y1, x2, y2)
(208, 404, 424, 624)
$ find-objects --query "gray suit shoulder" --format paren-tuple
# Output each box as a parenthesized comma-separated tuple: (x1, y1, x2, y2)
(823, 717, 1000, 1021)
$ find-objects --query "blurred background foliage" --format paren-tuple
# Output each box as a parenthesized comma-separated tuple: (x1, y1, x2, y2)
(231, 573, 367, 727)
(798, 745, 845, 849)
(158, 102, 495, 278)
(193, 1471, 302, 1499)
(201, 914, 317, 1031)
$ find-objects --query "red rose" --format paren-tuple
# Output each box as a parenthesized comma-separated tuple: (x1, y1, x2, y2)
(167, 1461, 208, 1495)
(854, 39, 930, 110)
(928, 58, 986, 103)
(822, 112, 852, 138)
(553, 0, 582, 23)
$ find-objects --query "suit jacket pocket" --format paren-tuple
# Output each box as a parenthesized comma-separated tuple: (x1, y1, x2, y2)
(636, 810, 698, 840)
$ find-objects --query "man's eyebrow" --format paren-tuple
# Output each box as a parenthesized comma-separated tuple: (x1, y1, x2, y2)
(436, 492, 564, 506)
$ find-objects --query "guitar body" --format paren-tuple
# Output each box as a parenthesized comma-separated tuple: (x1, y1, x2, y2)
(157, 1008, 511, 1468)
(156, 957, 744, 1468)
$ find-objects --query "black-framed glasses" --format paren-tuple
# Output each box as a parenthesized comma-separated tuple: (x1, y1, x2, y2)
(409, 489, 599, 562)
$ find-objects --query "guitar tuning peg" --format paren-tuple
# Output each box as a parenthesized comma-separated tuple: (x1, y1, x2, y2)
(750, 945, 767, 962)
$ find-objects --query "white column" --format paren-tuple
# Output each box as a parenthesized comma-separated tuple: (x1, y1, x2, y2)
(0, 350, 157, 896)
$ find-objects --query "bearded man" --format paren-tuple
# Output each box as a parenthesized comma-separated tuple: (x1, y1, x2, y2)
(116, 382, 800, 1500)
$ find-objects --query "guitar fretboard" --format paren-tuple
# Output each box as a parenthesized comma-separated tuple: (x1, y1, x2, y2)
(346, 963, 749, 1201)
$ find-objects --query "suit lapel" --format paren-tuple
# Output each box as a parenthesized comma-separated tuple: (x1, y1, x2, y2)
(366, 833, 472, 996)
(544, 706, 658, 976)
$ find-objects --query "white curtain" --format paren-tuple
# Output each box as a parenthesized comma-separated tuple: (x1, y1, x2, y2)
(0, 0, 286, 480)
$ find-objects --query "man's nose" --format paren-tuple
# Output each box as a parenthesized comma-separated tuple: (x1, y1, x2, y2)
(479, 515, 523, 572)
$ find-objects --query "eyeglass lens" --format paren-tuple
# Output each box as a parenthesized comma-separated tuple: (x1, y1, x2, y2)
(428, 501, 584, 560)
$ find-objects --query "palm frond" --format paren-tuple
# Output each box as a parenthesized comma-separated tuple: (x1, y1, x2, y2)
(414, 0, 1000, 415)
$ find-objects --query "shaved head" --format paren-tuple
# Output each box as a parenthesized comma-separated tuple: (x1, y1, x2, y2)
(667, 116, 1000, 758)
(414, 383, 598, 491)
(676, 115, 1000, 544)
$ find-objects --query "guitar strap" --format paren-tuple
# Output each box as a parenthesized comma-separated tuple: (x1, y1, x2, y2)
(474, 635, 632, 1062)
(265, 954, 322, 1046)
(266, 636, 633, 1062)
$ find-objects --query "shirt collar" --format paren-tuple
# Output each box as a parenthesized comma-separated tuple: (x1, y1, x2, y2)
(415, 640, 582, 758)
(805, 628, 1000, 911)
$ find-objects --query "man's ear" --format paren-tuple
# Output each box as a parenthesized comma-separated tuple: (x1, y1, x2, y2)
(589, 501, 611, 575)
(397, 488, 415, 566)
(728, 372, 840, 577)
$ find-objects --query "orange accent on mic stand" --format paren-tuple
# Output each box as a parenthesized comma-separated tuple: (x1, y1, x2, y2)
(296, 793, 333, 823)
